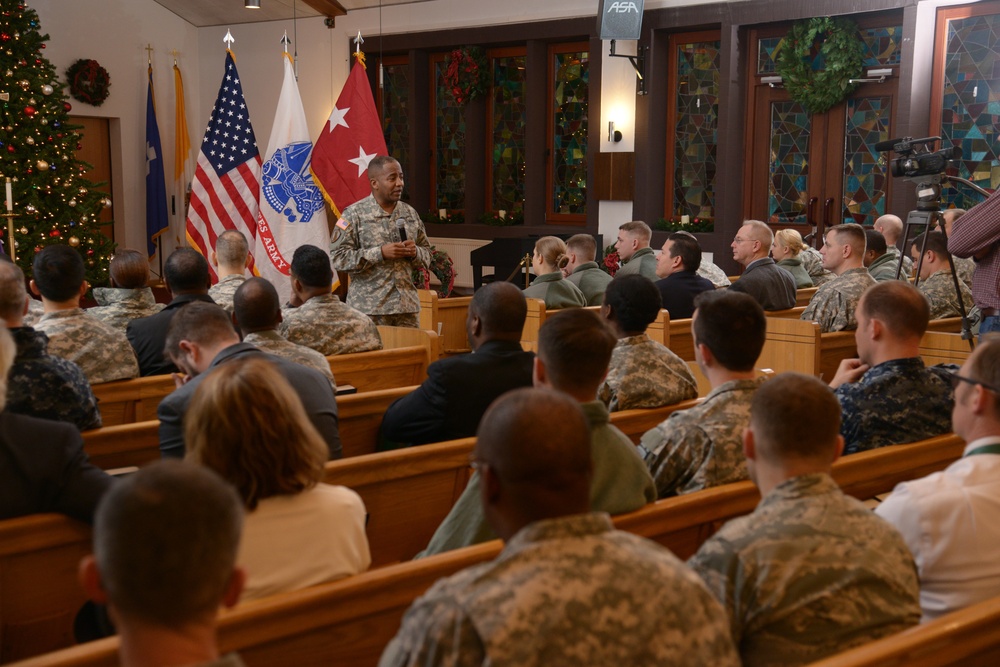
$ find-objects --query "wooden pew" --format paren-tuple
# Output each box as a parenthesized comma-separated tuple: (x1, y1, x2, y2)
(10, 434, 965, 667)
(796, 286, 818, 307)
(418, 290, 473, 356)
(768, 305, 808, 319)
(520, 300, 669, 352)
(90, 375, 176, 427)
(919, 330, 974, 367)
(374, 325, 440, 362)
(925, 316, 963, 334)
(668, 317, 695, 361)
(757, 317, 857, 381)
(806, 595, 1000, 667)
(327, 346, 429, 393)
(338, 386, 419, 459)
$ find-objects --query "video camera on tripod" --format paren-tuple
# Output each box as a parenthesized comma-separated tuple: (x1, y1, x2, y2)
(877, 135, 962, 180)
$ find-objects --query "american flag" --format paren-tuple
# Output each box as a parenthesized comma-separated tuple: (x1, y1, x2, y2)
(185, 51, 260, 279)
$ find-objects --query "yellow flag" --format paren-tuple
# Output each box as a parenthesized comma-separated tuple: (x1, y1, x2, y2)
(172, 63, 192, 247)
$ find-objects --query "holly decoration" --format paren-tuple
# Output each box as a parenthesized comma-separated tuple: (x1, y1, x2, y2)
(443, 46, 487, 106)
(65, 58, 111, 106)
(0, 0, 115, 284)
(775, 17, 865, 115)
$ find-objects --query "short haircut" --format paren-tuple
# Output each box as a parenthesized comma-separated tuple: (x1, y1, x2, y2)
(604, 274, 662, 334)
(291, 245, 333, 289)
(911, 231, 951, 260)
(750, 372, 841, 462)
(0, 260, 27, 321)
(0, 327, 16, 411)
(565, 234, 597, 261)
(475, 388, 591, 507)
(534, 236, 570, 271)
(164, 248, 210, 294)
(859, 281, 929, 340)
(32, 245, 85, 301)
(967, 338, 1000, 414)
(214, 230, 249, 266)
(367, 155, 399, 179)
(667, 232, 702, 271)
(742, 219, 774, 246)
(93, 460, 243, 627)
(773, 228, 805, 255)
(619, 220, 652, 242)
(829, 223, 867, 256)
(693, 290, 765, 371)
(875, 214, 903, 241)
(163, 301, 238, 362)
(233, 277, 281, 334)
(538, 308, 616, 391)
(864, 229, 887, 256)
(185, 358, 328, 510)
(109, 249, 150, 289)
(470, 281, 527, 337)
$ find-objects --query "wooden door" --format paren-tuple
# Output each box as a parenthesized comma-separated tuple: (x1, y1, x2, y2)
(70, 116, 114, 242)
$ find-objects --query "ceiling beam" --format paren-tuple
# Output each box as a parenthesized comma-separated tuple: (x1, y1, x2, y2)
(301, 0, 347, 22)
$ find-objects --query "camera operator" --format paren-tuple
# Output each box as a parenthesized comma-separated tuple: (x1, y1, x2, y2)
(948, 193, 1000, 339)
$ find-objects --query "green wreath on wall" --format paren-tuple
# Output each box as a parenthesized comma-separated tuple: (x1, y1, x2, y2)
(775, 17, 865, 115)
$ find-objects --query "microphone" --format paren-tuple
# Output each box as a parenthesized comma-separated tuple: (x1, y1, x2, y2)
(396, 219, 407, 243)
(874, 137, 905, 152)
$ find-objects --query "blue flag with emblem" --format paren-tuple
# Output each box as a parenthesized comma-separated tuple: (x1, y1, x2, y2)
(145, 66, 169, 259)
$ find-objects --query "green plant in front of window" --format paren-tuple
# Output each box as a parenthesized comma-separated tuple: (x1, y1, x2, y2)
(656, 217, 714, 233)
(776, 16, 865, 115)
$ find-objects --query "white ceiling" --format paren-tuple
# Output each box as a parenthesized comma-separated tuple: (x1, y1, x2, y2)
(151, 0, 437, 27)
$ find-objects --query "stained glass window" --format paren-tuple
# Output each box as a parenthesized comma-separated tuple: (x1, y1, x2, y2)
(433, 58, 465, 210)
(672, 40, 720, 222)
(758, 37, 783, 74)
(491, 54, 526, 213)
(551, 49, 589, 216)
(758, 26, 902, 74)
(842, 96, 891, 224)
(768, 101, 811, 224)
(380, 60, 410, 201)
(940, 13, 1000, 208)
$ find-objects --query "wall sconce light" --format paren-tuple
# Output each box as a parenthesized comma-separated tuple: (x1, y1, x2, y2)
(608, 121, 623, 143)
(245, 0, 261, 8)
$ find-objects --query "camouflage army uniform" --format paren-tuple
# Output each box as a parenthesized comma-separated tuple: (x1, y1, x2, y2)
(884, 246, 914, 278)
(639, 377, 764, 498)
(566, 261, 612, 306)
(23, 297, 44, 327)
(616, 246, 659, 281)
(799, 246, 836, 286)
(89, 287, 164, 333)
(7, 327, 101, 430)
(919, 269, 975, 320)
(34, 308, 139, 384)
(242, 330, 336, 387)
(800, 267, 876, 332)
(697, 259, 731, 287)
(382, 513, 740, 667)
(835, 357, 955, 455)
(688, 473, 921, 667)
(330, 194, 430, 320)
(953, 255, 974, 290)
(599, 334, 698, 412)
(207, 274, 247, 314)
(279, 293, 382, 356)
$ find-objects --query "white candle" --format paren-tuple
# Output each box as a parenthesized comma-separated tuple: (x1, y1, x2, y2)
(680, 215, 690, 225)
(498, 209, 506, 219)
(438, 208, 446, 219)
(4, 178, 11, 213)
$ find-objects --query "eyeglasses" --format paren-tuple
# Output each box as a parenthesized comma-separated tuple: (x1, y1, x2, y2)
(732, 237, 753, 244)
(950, 373, 1000, 393)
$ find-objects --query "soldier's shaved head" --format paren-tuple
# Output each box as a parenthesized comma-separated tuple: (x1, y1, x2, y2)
(233, 277, 281, 335)
(749, 372, 842, 464)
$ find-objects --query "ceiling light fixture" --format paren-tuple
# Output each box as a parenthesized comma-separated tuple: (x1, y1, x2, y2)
(245, 0, 261, 9)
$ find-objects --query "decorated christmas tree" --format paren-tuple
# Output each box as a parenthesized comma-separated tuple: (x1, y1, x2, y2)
(0, 0, 115, 284)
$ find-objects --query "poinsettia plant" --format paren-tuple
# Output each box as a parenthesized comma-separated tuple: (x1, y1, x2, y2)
(412, 246, 456, 298)
(601, 244, 620, 277)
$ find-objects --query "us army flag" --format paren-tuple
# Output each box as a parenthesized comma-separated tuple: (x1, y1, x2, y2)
(255, 53, 335, 302)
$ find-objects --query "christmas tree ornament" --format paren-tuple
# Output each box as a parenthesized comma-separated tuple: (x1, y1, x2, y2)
(68, 198, 76, 206)
(68, 236, 80, 247)
(25, 136, 34, 145)
(40, 84, 52, 95)
(23, 105, 34, 115)
(35, 159, 47, 170)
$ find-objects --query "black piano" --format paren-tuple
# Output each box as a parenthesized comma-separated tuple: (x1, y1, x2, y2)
(470, 234, 603, 290)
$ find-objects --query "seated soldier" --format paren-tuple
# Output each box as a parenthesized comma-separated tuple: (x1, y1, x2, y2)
(281, 244, 382, 355)
(640, 290, 766, 498)
(801, 223, 876, 332)
(563, 233, 612, 305)
(89, 249, 164, 332)
(728, 220, 797, 311)
(31, 245, 139, 384)
(233, 277, 336, 386)
(689, 372, 920, 666)
(382, 388, 738, 667)
(381, 281, 534, 446)
(614, 220, 658, 280)
(798, 243, 836, 287)
(911, 230, 976, 320)
(0, 260, 100, 429)
(208, 229, 250, 313)
(864, 229, 903, 282)
(78, 461, 247, 667)
(829, 281, 955, 454)
(654, 232, 715, 319)
(0, 326, 114, 523)
(877, 338, 1000, 621)
(599, 274, 697, 411)
(875, 213, 915, 278)
(419, 308, 655, 557)
(158, 302, 342, 460)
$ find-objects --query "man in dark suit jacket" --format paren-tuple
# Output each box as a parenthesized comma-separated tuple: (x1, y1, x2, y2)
(380, 281, 534, 446)
(728, 220, 797, 311)
(654, 232, 716, 319)
(157, 302, 341, 459)
(127, 248, 215, 377)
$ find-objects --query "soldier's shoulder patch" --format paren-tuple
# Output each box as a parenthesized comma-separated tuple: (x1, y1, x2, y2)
(336, 217, 350, 230)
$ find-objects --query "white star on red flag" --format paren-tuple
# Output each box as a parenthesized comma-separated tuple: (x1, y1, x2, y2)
(348, 146, 378, 176)
(327, 105, 350, 132)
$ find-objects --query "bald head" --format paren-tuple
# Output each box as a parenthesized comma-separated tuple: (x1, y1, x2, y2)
(468, 281, 527, 343)
(874, 214, 903, 245)
(214, 230, 249, 273)
(476, 388, 592, 538)
(233, 277, 281, 335)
